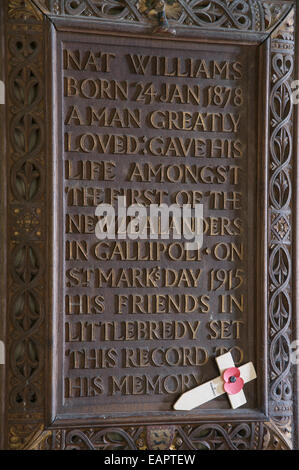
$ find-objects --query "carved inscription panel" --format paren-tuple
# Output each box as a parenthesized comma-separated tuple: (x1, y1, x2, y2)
(54, 33, 259, 418)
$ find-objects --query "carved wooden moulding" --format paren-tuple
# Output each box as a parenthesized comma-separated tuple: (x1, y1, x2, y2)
(1, 0, 298, 450)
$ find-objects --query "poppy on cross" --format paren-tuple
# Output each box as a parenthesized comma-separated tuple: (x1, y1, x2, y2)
(173, 352, 257, 410)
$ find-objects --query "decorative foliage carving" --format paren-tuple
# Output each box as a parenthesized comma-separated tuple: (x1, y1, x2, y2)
(269, 9, 294, 448)
(20, 420, 292, 450)
(57, 427, 144, 450)
(32, 0, 293, 33)
(11, 160, 42, 201)
(9, 423, 43, 449)
(8, 0, 43, 21)
(176, 0, 252, 29)
(5, 0, 46, 436)
(272, 8, 294, 40)
(172, 420, 292, 450)
(262, 2, 287, 31)
(9, 424, 52, 450)
(175, 422, 261, 450)
(263, 421, 291, 450)
(12, 207, 42, 239)
(35, 0, 143, 20)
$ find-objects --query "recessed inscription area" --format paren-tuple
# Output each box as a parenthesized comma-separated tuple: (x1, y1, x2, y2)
(56, 34, 258, 417)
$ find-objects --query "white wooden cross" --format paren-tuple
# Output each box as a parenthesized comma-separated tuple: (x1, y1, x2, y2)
(174, 352, 257, 410)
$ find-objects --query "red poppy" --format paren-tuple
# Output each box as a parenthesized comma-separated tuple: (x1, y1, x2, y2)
(223, 367, 244, 395)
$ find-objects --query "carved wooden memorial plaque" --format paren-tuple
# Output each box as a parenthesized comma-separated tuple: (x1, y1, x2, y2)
(1, 0, 299, 451)
(58, 35, 258, 418)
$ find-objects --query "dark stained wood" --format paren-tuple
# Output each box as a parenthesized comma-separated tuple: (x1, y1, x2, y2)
(50, 30, 261, 423)
(2, 0, 298, 450)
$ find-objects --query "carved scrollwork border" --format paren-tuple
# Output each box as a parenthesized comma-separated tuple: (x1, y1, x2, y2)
(13, 419, 291, 450)
(268, 7, 294, 448)
(4, 0, 47, 451)
(30, 0, 294, 34)
(2, 0, 298, 450)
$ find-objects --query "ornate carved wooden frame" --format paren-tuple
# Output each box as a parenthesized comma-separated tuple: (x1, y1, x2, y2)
(1, 0, 298, 450)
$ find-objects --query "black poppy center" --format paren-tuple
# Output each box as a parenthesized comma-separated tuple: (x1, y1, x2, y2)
(229, 376, 237, 383)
